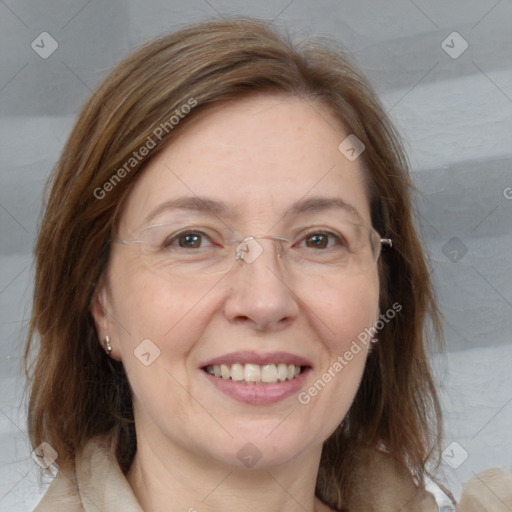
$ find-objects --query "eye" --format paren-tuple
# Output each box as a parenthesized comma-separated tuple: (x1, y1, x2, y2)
(164, 230, 215, 249)
(298, 230, 348, 250)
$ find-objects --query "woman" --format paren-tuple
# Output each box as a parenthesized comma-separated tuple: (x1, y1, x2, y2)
(24, 18, 455, 511)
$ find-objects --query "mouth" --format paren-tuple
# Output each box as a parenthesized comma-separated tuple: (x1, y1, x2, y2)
(202, 363, 310, 385)
(199, 351, 313, 404)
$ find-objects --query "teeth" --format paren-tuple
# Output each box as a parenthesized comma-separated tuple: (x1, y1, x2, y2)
(244, 363, 260, 383)
(277, 363, 288, 381)
(231, 363, 244, 382)
(261, 364, 277, 383)
(205, 363, 304, 384)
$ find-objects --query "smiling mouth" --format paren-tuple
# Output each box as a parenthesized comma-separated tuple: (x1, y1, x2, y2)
(203, 363, 310, 385)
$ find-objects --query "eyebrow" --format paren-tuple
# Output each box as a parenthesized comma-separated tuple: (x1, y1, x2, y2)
(143, 195, 363, 225)
(285, 196, 363, 222)
(143, 196, 232, 224)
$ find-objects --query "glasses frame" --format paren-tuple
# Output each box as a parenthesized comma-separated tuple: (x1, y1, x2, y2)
(113, 223, 392, 269)
(221, 233, 392, 263)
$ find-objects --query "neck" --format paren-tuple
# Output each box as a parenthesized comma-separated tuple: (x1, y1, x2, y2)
(126, 424, 332, 512)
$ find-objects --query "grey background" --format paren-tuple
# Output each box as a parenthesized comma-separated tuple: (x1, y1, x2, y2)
(1, 0, 511, 509)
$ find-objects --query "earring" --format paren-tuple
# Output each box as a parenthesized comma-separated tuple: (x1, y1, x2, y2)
(371, 338, 379, 344)
(104, 335, 112, 355)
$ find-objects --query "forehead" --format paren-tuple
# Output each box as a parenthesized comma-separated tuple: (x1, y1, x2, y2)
(120, 94, 371, 231)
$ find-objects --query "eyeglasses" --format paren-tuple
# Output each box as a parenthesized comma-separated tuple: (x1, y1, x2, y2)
(113, 221, 392, 279)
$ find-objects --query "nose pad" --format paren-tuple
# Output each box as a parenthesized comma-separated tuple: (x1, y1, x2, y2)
(233, 236, 288, 265)
(234, 237, 264, 264)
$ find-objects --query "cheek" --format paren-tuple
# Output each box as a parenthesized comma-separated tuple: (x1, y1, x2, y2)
(303, 271, 380, 349)
(107, 253, 206, 366)
(295, 274, 379, 435)
(106, 266, 198, 409)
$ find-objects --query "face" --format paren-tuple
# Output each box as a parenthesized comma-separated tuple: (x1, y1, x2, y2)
(93, 95, 380, 470)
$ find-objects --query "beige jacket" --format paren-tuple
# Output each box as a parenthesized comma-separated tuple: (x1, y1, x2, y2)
(33, 435, 511, 511)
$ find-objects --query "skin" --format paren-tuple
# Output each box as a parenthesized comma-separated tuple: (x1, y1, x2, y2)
(92, 95, 380, 512)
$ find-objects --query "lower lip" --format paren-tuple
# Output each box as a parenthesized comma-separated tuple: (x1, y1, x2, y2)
(201, 368, 311, 405)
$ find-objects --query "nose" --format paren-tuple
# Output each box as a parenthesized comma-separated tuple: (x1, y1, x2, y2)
(223, 237, 299, 332)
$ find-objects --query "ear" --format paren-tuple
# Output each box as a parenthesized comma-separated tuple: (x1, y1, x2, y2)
(367, 306, 381, 354)
(90, 277, 119, 359)
(91, 284, 108, 338)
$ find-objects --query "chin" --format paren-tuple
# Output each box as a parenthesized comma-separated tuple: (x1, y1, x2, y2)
(198, 426, 321, 471)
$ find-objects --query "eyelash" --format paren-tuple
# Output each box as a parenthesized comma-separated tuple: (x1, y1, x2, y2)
(163, 229, 348, 250)
(298, 230, 348, 249)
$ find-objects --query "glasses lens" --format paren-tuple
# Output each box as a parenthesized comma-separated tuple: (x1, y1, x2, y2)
(281, 223, 381, 276)
(129, 221, 383, 279)
(138, 223, 235, 276)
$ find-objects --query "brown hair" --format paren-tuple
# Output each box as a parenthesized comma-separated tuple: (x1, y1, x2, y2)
(24, 17, 448, 508)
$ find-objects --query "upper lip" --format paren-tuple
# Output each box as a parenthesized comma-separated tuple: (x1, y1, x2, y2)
(200, 351, 313, 368)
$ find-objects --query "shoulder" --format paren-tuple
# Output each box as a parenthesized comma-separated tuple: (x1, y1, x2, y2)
(32, 436, 106, 511)
(33, 435, 141, 512)
(33, 466, 83, 512)
(457, 466, 512, 511)
(345, 446, 439, 511)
